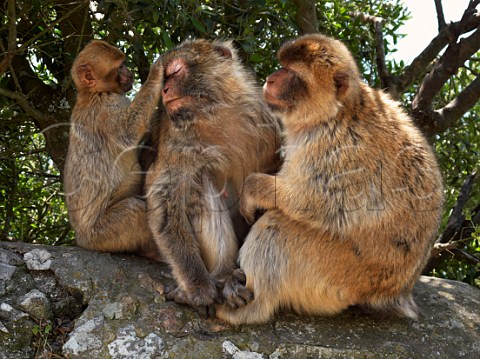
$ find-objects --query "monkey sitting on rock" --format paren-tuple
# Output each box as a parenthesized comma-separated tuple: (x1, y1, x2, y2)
(64, 40, 163, 260)
(145, 39, 281, 309)
(216, 34, 444, 325)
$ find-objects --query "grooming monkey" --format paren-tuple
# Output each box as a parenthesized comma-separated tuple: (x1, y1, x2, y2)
(216, 34, 444, 325)
(145, 39, 281, 308)
(64, 40, 163, 259)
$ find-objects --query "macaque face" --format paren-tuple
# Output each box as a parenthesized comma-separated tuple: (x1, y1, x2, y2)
(116, 62, 134, 93)
(161, 55, 207, 125)
(162, 58, 190, 113)
(160, 41, 234, 126)
(263, 67, 308, 114)
(264, 36, 353, 118)
(104, 60, 134, 94)
(72, 40, 134, 95)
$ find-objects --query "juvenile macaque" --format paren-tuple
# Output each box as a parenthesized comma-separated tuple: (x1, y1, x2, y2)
(216, 34, 444, 325)
(145, 39, 281, 308)
(64, 40, 163, 259)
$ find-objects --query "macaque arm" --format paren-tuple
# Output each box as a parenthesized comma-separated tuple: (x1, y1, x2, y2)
(240, 173, 282, 224)
(147, 176, 220, 307)
(124, 59, 164, 144)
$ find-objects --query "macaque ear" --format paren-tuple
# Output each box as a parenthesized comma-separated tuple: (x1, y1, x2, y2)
(333, 71, 349, 97)
(77, 64, 97, 88)
(213, 45, 233, 60)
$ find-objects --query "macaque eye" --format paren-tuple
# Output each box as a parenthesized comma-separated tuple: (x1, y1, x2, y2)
(171, 67, 182, 77)
(115, 63, 126, 77)
(165, 60, 185, 78)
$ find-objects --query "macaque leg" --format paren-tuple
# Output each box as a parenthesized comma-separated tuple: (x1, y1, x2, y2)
(147, 176, 224, 307)
(215, 212, 284, 325)
(197, 179, 253, 307)
(216, 211, 350, 325)
(76, 198, 160, 260)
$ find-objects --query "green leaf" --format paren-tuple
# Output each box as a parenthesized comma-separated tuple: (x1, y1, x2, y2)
(162, 32, 174, 49)
(45, 324, 52, 334)
(249, 53, 263, 63)
(189, 16, 206, 33)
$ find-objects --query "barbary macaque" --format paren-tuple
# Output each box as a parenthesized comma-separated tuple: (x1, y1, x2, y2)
(145, 39, 281, 308)
(216, 34, 444, 325)
(64, 40, 163, 259)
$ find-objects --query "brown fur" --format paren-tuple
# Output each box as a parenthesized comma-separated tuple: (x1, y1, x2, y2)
(145, 39, 281, 308)
(64, 40, 163, 259)
(216, 34, 444, 325)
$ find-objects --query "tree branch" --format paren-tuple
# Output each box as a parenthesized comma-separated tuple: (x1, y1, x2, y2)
(7, 0, 17, 53)
(437, 169, 478, 244)
(413, 27, 480, 112)
(56, 0, 93, 83)
(451, 248, 480, 265)
(471, 205, 480, 226)
(431, 242, 480, 266)
(423, 169, 479, 273)
(293, 0, 318, 34)
(0, 88, 50, 127)
(350, 11, 391, 90)
(0, 0, 86, 77)
(431, 241, 459, 258)
(411, 27, 480, 134)
(466, 0, 480, 16)
(392, 11, 480, 97)
(434, 0, 447, 32)
(0, 65, 71, 172)
(434, 75, 480, 132)
(0, 0, 18, 75)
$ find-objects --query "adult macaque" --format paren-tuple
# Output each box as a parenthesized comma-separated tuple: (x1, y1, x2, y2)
(216, 34, 444, 325)
(145, 39, 281, 308)
(64, 40, 163, 259)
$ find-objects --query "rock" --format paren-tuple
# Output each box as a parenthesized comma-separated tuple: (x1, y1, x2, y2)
(0, 302, 29, 322)
(17, 289, 53, 321)
(102, 295, 139, 320)
(0, 249, 23, 266)
(23, 248, 52, 270)
(0, 263, 16, 282)
(107, 325, 164, 359)
(223, 340, 266, 359)
(62, 316, 105, 357)
(0, 241, 479, 359)
(0, 263, 16, 296)
(0, 302, 34, 359)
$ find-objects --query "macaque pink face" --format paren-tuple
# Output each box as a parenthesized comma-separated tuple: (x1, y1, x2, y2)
(263, 67, 299, 113)
(162, 58, 189, 113)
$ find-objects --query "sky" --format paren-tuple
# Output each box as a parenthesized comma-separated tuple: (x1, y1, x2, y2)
(393, 0, 472, 63)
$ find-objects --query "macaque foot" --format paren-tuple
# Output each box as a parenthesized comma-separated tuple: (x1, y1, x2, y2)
(220, 268, 254, 308)
(164, 277, 222, 308)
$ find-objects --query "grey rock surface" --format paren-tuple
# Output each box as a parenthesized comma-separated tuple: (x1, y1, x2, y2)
(0, 242, 479, 359)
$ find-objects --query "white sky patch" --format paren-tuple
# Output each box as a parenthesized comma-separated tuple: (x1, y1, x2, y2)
(392, 0, 473, 63)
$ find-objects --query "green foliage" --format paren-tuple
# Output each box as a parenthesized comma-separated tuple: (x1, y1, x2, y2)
(0, 115, 72, 244)
(90, 0, 409, 84)
(32, 321, 58, 358)
(431, 55, 480, 287)
(317, 0, 410, 85)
